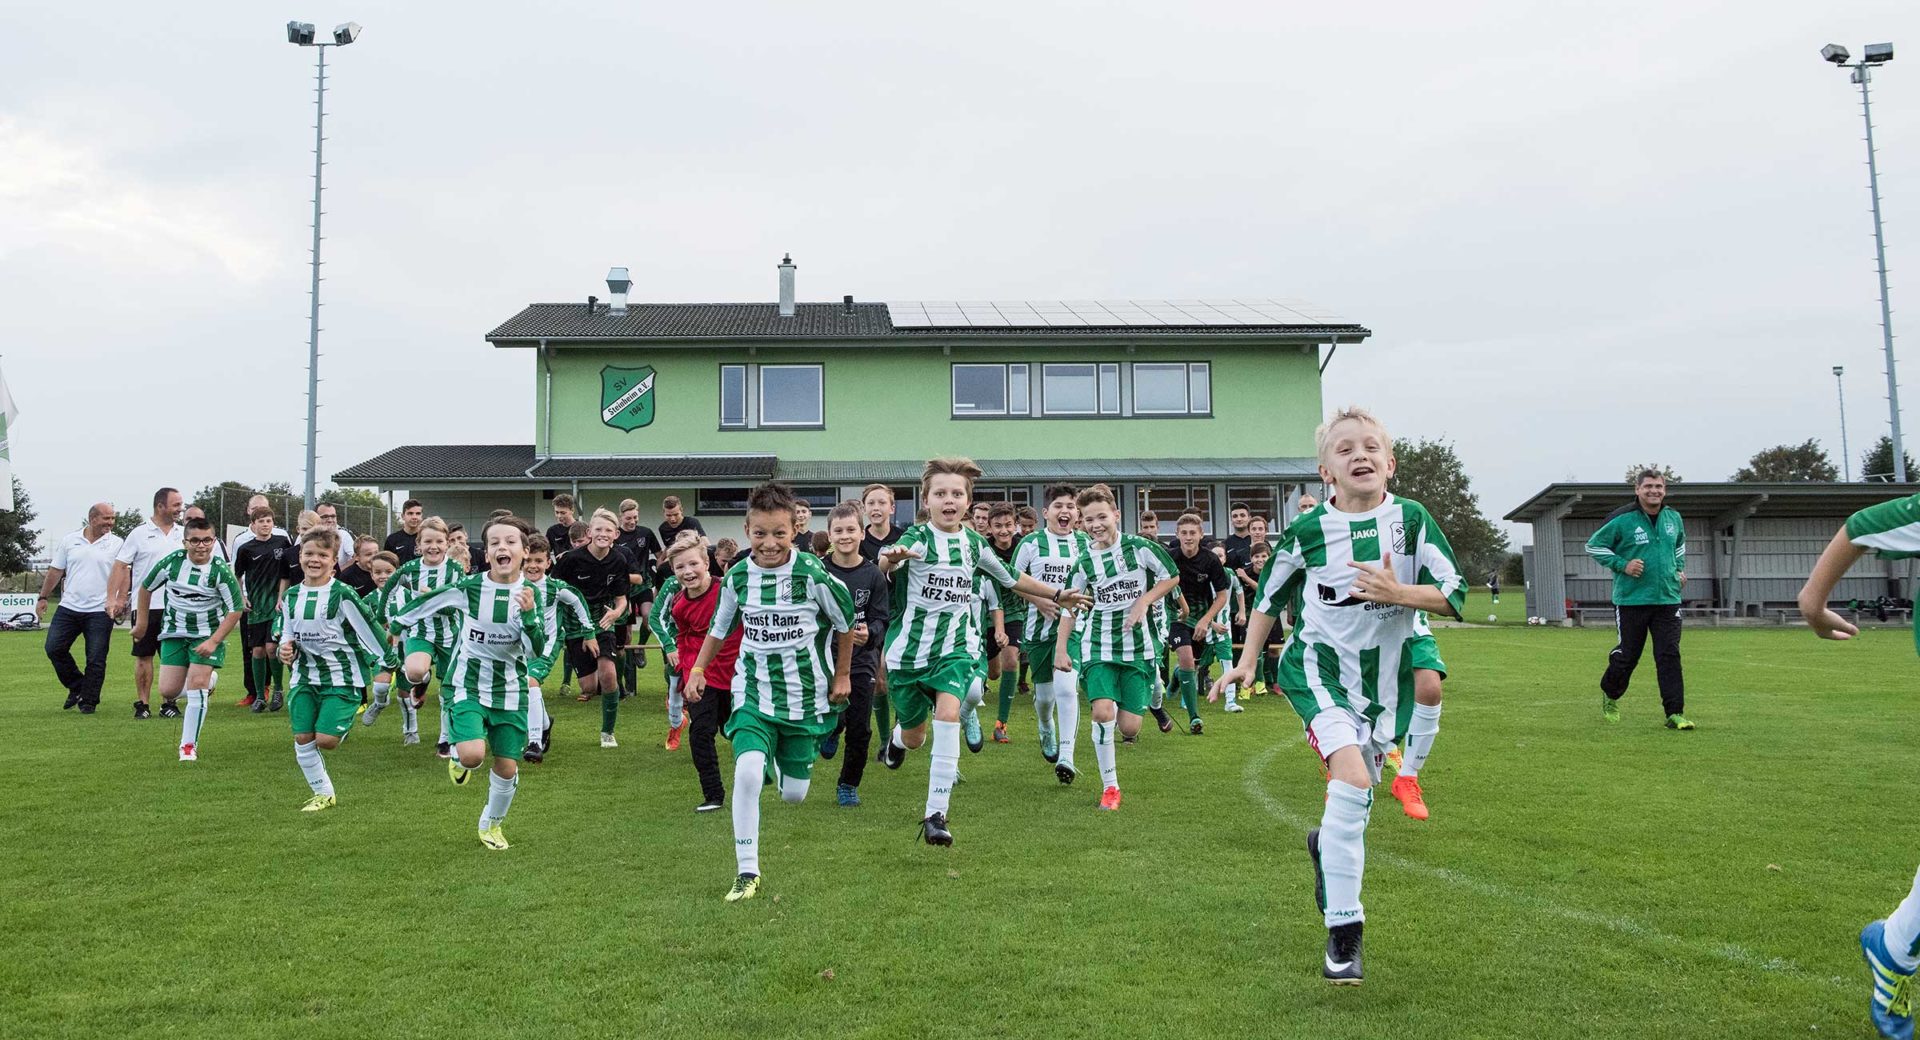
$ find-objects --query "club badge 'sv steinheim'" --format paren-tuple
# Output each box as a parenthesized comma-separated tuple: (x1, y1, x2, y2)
(600, 365, 656, 432)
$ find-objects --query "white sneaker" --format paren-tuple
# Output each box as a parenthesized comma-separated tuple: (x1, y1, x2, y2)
(402, 731, 420, 746)
(600, 732, 619, 748)
(178, 744, 198, 762)
(361, 699, 384, 726)
(1224, 699, 1245, 714)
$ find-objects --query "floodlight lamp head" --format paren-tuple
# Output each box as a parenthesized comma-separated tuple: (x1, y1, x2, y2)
(606, 267, 631, 295)
(333, 22, 361, 45)
(1834, 365, 1846, 377)
(287, 21, 317, 45)
(1865, 42, 1894, 64)
(1822, 44, 1850, 65)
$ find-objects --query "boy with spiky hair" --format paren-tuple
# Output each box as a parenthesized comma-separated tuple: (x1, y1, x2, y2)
(1014, 483, 1089, 770)
(878, 459, 1091, 846)
(687, 483, 856, 901)
(390, 515, 549, 850)
(1211, 406, 1464, 986)
(1055, 485, 1181, 809)
(1798, 494, 1920, 1040)
(132, 516, 244, 761)
(522, 534, 593, 763)
(277, 529, 391, 812)
(383, 517, 466, 757)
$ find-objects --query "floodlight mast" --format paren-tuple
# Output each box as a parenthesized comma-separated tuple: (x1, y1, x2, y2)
(287, 21, 360, 507)
(1836, 365, 1852, 481)
(1823, 42, 1905, 481)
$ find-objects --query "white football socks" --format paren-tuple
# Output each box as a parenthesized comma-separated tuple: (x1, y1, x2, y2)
(667, 677, 684, 728)
(1092, 719, 1118, 789)
(1054, 670, 1081, 769)
(1320, 779, 1372, 929)
(926, 720, 961, 816)
(399, 696, 419, 738)
(294, 740, 333, 796)
(438, 704, 452, 745)
(1402, 703, 1442, 777)
(371, 680, 391, 707)
(480, 770, 517, 830)
(779, 773, 810, 804)
(180, 689, 207, 751)
(1031, 679, 1056, 743)
(1887, 863, 1920, 971)
(732, 750, 765, 875)
(526, 686, 547, 747)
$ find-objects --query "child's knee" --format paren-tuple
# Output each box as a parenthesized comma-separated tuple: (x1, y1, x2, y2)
(779, 776, 809, 803)
(1414, 669, 1443, 704)
(314, 734, 342, 751)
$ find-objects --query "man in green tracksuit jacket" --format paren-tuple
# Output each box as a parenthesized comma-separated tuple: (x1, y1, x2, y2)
(1584, 469, 1693, 729)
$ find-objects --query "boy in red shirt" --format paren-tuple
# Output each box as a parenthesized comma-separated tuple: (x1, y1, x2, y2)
(671, 534, 741, 812)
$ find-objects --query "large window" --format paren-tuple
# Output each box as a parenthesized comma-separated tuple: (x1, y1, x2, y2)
(719, 363, 825, 430)
(1133, 362, 1211, 416)
(1226, 485, 1280, 529)
(698, 485, 840, 516)
(972, 485, 1032, 506)
(955, 359, 1210, 418)
(1138, 485, 1213, 535)
(951, 363, 1031, 416)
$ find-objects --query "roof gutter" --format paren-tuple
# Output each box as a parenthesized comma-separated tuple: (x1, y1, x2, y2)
(523, 338, 551, 480)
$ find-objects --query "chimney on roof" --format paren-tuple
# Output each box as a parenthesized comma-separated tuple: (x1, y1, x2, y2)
(606, 267, 631, 316)
(586, 294, 598, 313)
(778, 254, 796, 318)
(842, 294, 854, 314)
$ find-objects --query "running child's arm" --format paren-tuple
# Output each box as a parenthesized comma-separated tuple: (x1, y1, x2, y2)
(1345, 552, 1454, 615)
(197, 567, 246, 658)
(688, 577, 740, 687)
(389, 580, 468, 629)
(1798, 528, 1865, 641)
(1212, 540, 1301, 700)
(338, 588, 392, 662)
(1053, 559, 1087, 672)
(815, 570, 858, 703)
(1124, 538, 1182, 628)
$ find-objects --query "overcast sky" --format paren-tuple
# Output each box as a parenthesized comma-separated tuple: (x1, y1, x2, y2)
(5, 0, 1917, 547)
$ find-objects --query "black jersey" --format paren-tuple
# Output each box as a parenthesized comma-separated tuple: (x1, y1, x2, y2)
(234, 533, 294, 620)
(545, 522, 574, 552)
(616, 526, 662, 570)
(551, 546, 633, 617)
(383, 529, 419, 564)
(1171, 545, 1230, 622)
(859, 523, 905, 564)
(337, 563, 377, 598)
(823, 555, 890, 679)
(657, 516, 705, 550)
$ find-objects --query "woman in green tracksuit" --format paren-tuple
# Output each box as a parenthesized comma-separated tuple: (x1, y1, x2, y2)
(1583, 470, 1692, 729)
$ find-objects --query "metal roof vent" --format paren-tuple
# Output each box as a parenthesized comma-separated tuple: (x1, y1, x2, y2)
(606, 267, 631, 316)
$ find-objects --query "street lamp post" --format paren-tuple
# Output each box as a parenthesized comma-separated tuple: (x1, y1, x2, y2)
(1835, 364, 1852, 481)
(287, 20, 361, 508)
(1823, 42, 1905, 482)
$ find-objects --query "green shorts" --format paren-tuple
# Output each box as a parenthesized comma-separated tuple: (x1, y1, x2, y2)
(887, 655, 978, 730)
(1408, 634, 1448, 678)
(402, 637, 455, 681)
(1081, 659, 1155, 715)
(446, 697, 529, 760)
(290, 685, 360, 737)
(1022, 639, 1079, 678)
(159, 636, 225, 669)
(725, 708, 835, 781)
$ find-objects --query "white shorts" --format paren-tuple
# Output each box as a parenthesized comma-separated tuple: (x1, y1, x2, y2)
(1303, 707, 1394, 786)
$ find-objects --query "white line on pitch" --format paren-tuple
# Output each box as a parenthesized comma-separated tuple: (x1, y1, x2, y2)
(1241, 745, 1848, 993)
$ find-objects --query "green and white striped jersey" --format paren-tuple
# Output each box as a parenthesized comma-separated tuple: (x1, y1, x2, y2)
(140, 550, 243, 641)
(1013, 528, 1088, 646)
(1251, 494, 1464, 740)
(1064, 534, 1178, 664)
(529, 576, 594, 681)
(648, 575, 681, 646)
(709, 552, 856, 721)
(277, 579, 390, 689)
(392, 574, 549, 710)
(884, 524, 1020, 670)
(382, 557, 466, 649)
(1845, 494, 1920, 654)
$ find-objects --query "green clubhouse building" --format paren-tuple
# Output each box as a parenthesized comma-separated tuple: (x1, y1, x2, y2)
(336, 258, 1369, 534)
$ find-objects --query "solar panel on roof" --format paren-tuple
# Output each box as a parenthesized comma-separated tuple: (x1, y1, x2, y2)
(882, 298, 1353, 329)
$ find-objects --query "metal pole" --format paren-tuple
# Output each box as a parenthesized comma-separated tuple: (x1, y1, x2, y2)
(303, 43, 327, 507)
(1838, 367, 1853, 481)
(1858, 63, 1906, 481)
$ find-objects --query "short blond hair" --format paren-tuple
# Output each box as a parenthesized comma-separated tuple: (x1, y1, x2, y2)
(921, 456, 982, 498)
(666, 531, 709, 564)
(590, 507, 620, 529)
(1314, 405, 1391, 463)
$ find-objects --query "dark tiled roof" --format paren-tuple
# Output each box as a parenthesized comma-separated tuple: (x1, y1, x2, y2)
(776, 458, 1322, 483)
(486, 302, 1369, 343)
(333, 446, 775, 484)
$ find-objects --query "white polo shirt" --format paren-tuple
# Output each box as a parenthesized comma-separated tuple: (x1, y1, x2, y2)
(50, 529, 124, 612)
(117, 520, 184, 607)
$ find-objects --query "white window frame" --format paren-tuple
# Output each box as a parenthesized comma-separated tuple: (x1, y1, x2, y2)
(756, 363, 825, 428)
(1129, 361, 1212, 417)
(952, 363, 1010, 417)
(719, 364, 748, 428)
(1131, 362, 1191, 415)
(1042, 363, 1100, 416)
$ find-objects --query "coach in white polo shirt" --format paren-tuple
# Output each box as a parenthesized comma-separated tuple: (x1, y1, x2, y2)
(314, 502, 355, 570)
(38, 503, 123, 713)
(108, 486, 183, 719)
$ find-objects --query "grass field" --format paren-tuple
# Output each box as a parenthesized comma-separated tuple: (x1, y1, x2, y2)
(3, 601, 1914, 1039)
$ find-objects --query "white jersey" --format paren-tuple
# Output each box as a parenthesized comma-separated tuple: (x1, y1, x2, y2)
(1013, 528, 1087, 646)
(1064, 534, 1178, 664)
(882, 524, 1018, 671)
(1251, 494, 1464, 737)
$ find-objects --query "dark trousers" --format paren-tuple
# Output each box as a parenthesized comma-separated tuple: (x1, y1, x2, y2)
(1601, 604, 1685, 716)
(46, 606, 113, 707)
(835, 673, 876, 790)
(689, 684, 733, 804)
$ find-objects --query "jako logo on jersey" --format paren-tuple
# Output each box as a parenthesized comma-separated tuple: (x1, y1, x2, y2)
(600, 365, 656, 432)
(1352, 529, 1378, 540)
